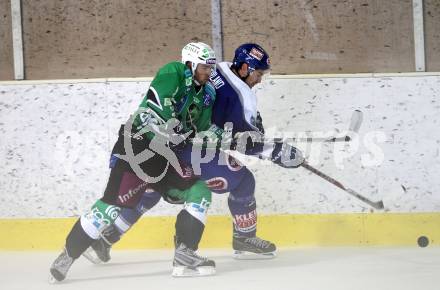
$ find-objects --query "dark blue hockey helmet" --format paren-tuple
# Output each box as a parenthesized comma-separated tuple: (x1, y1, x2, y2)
(232, 43, 270, 74)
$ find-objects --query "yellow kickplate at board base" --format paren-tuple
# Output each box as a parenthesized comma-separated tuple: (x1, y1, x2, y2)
(0, 213, 439, 250)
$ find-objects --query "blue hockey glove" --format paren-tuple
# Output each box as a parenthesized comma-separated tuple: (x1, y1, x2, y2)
(256, 111, 265, 134)
(270, 141, 304, 168)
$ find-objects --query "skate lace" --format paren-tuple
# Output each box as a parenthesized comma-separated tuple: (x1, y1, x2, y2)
(185, 247, 208, 261)
(245, 237, 271, 248)
(54, 252, 72, 270)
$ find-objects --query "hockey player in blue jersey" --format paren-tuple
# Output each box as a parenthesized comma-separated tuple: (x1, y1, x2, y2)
(85, 43, 304, 265)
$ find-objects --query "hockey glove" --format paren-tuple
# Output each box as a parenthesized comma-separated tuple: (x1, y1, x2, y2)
(256, 111, 265, 134)
(270, 141, 304, 168)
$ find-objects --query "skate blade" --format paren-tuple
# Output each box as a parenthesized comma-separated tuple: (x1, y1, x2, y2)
(48, 273, 62, 284)
(172, 265, 216, 277)
(82, 247, 103, 264)
(233, 250, 276, 260)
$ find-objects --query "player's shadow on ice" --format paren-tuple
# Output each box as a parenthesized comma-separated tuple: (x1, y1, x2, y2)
(215, 247, 370, 274)
(63, 257, 230, 284)
(63, 248, 362, 284)
(93, 258, 173, 267)
(63, 270, 171, 284)
(86, 253, 236, 268)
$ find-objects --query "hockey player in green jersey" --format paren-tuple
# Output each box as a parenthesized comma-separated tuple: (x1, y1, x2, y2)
(49, 42, 220, 282)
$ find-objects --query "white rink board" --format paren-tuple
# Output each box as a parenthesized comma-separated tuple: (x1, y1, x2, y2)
(1, 74, 440, 218)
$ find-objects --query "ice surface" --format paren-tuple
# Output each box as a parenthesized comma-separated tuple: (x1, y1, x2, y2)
(1, 247, 439, 290)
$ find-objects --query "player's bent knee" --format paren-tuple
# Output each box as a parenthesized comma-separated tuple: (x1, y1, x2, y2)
(173, 180, 212, 224)
(230, 168, 256, 199)
(167, 180, 212, 204)
(187, 180, 212, 204)
(80, 200, 121, 239)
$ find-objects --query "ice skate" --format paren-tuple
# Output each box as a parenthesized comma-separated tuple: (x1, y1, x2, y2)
(172, 243, 216, 277)
(49, 248, 74, 283)
(232, 234, 276, 260)
(82, 238, 111, 264)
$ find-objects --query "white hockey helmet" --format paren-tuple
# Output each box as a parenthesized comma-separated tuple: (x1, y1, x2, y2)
(181, 42, 216, 75)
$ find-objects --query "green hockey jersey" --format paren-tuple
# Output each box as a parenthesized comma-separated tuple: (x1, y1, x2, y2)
(132, 61, 217, 142)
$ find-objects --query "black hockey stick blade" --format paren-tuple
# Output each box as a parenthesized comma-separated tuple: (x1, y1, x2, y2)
(374, 200, 385, 210)
(345, 188, 384, 210)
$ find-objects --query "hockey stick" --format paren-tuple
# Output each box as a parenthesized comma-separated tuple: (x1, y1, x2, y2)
(323, 109, 363, 142)
(301, 162, 384, 210)
(283, 110, 363, 143)
(230, 110, 363, 150)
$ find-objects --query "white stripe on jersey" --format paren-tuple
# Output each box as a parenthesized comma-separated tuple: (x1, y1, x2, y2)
(217, 62, 259, 132)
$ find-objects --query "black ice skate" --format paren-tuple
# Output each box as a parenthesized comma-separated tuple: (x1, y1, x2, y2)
(232, 234, 277, 259)
(82, 238, 112, 264)
(172, 243, 216, 277)
(49, 248, 74, 283)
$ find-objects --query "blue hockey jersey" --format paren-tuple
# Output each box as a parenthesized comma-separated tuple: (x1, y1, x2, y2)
(210, 62, 268, 156)
(210, 62, 261, 135)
